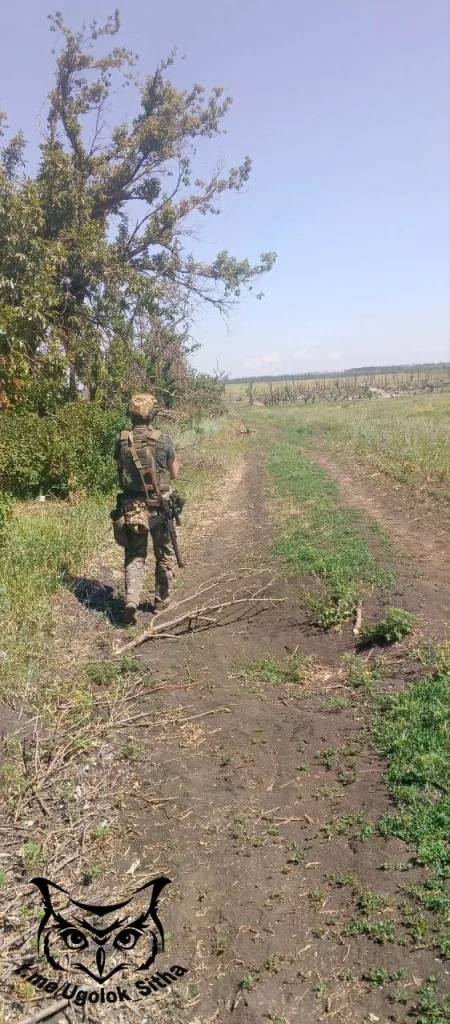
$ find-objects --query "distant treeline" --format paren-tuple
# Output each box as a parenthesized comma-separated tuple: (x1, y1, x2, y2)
(229, 363, 450, 385)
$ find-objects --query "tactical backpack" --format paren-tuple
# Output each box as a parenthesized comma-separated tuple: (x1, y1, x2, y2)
(118, 427, 171, 536)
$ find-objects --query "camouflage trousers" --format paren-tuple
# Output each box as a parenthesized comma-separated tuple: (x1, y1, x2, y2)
(124, 521, 174, 608)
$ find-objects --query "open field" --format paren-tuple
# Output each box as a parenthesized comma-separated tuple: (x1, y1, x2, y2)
(247, 393, 450, 498)
(227, 367, 450, 406)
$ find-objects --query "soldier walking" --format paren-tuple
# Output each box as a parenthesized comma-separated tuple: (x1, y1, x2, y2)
(114, 394, 180, 625)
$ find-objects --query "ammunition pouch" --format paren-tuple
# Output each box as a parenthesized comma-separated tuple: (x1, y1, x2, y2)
(110, 507, 129, 549)
(123, 500, 150, 535)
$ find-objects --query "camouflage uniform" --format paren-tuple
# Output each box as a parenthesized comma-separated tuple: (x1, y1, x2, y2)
(114, 395, 177, 615)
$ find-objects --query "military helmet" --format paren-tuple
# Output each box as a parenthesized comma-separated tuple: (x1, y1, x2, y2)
(127, 393, 158, 419)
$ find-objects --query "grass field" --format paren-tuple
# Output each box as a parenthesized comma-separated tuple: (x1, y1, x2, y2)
(245, 393, 450, 498)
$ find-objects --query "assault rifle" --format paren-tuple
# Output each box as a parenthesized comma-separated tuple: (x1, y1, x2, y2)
(150, 492, 185, 569)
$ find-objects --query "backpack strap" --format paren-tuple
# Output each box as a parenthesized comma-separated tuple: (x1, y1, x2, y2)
(125, 430, 162, 505)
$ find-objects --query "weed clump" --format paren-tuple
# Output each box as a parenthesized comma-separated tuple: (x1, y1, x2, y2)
(235, 654, 314, 685)
(360, 607, 417, 645)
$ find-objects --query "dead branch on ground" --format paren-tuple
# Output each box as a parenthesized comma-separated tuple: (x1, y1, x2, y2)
(353, 601, 363, 636)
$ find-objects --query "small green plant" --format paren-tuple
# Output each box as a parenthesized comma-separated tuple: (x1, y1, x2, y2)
(343, 653, 376, 688)
(21, 841, 42, 869)
(322, 695, 351, 709)
(314, 783, 335, 799)
(212, 935, 230, 956)
(332, 872, 356, 887)
(324, 812, 365, 837)
(308, 887, 325, 906)
(313, 980, 328, 998)
(119, 740, 143, 761)
(262, 953, 284, 974)
(240, 973, 255, 990)
(305, 585, 358, 630)
(236, 654, 313, 685)
(360, 607, 417, 645)
(286, 842, 305, 866)
(92, 822, 109, 840)
(337, 769, 358, 786)
(355, 889, 389, 915)
(317, 747, 339, 769)
(84, 864, 102, 882)
(361, 966, 390, 986)
(346, 917, 397, 944)
(0, 871, 6, 887)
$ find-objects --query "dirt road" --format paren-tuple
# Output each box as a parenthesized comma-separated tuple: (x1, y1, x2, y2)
(101, 448, 447, 1024)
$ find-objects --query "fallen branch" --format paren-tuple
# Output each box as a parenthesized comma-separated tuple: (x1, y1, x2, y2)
(142, 796, 177, 805)
(17, 999, 70, 1024)
(179, 706, 231, 726)
(353, 601, 363, 636)
(115, 595, 286, 654)
(118, 705, 232, 730)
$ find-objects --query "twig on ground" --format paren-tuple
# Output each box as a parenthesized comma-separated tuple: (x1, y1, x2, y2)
(179, 706, 231, 726)
(16, 999, 70, 1024)
(353, 601, 363, 636)
(142, 796, 177, 805)
(117, 705, 231, 731)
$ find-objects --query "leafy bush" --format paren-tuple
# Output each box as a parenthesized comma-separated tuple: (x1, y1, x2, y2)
(0, 403, 126, 498)
(360, 607, 417, 645)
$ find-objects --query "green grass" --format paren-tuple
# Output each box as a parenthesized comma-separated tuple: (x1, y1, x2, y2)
(372, 671, 450, 876)
(265, 424, 395, 627)
(0, 497, 111, 706)
(235, 653, 313, 685)
(0, 417, 236, 712)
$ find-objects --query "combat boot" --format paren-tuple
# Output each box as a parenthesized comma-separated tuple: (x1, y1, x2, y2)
(123, 602, 138, 626)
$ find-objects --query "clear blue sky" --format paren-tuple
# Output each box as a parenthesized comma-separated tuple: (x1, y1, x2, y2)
(1, 1, 449, 377)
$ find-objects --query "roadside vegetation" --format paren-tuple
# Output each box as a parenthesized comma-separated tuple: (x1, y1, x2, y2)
(244, 403, 450, 1023)
(265, 417, 397, 628)
(0, 416, 228, 710)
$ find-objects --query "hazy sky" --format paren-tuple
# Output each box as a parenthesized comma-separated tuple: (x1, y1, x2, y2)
(1, 1, 449, 377)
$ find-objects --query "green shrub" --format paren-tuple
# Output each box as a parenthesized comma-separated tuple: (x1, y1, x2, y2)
(360, 607, 417, 645)
(0, 403, 126, 498)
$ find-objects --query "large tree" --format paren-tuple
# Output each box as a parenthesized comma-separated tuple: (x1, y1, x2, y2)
(0, 10, 275, 410)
